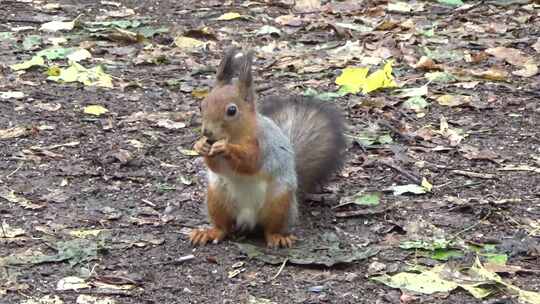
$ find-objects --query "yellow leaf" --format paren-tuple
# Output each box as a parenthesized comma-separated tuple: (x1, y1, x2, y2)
(10, 55, 45, 71)
(421, 177, 433, 192)
(191, 88, 209, 99)
(47, 66, 61, 76)
(215, 12, 242, 21)
(174, 36, 205, 51)
(84, 105, 108, 116)
(179, 149, 199, 156)
(69, 229, 103, 238)
(335, 67, 369, 94)
(363, 60, 398, 94)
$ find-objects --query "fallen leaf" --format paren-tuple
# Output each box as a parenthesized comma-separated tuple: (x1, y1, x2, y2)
(437, 0, 464, 7)
(436, 94, 472, 107)
(513, 60, 538, 77)
(275, 15, 303, 27)
(256, 25, 281, 37)
(236, 232, 378, 266)
(21, 295, 65, 304)
(295, 0, 321, 13)
(83, 105, 109, 116)
(0, 223, 26, 238)
(40, 19, 76, 32)
(0, 127, 28, 140)
(425, 71, 456, 83)
(0, 187, 44, 209)
(76, 295, 117, 304)
(66, 48, 92, 62)
(362, 60, 398, 94)
(56, 276, 90, 291)
(387, 2, 412, 13)
(174, 36, 205, 51)
(485, 47, 530, 66)
(335, 67, 369, 94)
(438, 116, 464, 146)
(533, 39, 540, 53)
(0, 91, 25, 99)
(10, 55, 45, 71)
(179, 149, 199, 156)
(388, 184, 429, 195)
(48, 62, 113, 88)
(215, 12, 242, 21)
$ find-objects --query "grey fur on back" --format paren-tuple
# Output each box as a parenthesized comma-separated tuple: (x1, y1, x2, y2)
(259, 95, 346, 193)
(257, 114, 297, 190)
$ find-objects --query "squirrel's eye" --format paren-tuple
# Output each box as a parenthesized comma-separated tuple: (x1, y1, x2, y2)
(226, 104, 237, 117)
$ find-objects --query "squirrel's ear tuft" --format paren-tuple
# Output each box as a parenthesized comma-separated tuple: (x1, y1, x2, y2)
(238, 50, 255, 104)
(216, 47, 239, 86)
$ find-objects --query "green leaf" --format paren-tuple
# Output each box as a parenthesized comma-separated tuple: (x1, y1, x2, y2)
(397, 85, 428, 98)
(137, 26, 169, 38)
(402, 96, 429, 112)
(400, 239, 451, 251)
(85, 20, 142, 29)
(354, 192, 381, 206)
(36, 47, 76, 60)
(425, 71, 456, 83)
(430, 249, 464, 261)
(10, 56, 45, 71)
(485, 253, 508, 265)
(371, 265, 458, 294)
(0, 32, 14, 40)
(303, 88, 344, 101)
(22, 35, 42, 50)
(437, 0, 464, 7)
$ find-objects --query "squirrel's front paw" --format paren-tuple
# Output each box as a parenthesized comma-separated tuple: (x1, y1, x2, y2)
(209, 139, 228, 156)
(190, 228, 227, 246)
(194, 137, 211, 156)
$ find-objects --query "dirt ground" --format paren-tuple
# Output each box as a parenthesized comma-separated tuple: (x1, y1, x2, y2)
(1, 0, 539, 303)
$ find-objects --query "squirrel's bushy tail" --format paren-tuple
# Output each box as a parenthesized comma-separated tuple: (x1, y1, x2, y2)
(260, 96, 347, 193)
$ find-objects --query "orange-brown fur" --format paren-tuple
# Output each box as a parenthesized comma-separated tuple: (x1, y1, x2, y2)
(189, 185, 234, 245)
(259, 189, 296, 248)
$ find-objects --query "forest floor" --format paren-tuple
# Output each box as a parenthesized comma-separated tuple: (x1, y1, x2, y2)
(1, 0, 539, 303)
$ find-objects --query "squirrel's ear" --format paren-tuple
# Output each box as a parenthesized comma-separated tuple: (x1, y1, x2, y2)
(237, 50, 255, 104)
(216, 48, 239, 86)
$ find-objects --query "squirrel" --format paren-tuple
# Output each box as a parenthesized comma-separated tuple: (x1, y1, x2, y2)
(190, 48, 347, 248)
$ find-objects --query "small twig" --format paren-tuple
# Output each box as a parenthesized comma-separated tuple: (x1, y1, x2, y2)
(4, 18, 43, 24)
(377, 119, 415, 143)
(451, 170, 496, 179)
(271, 258, 288, 280)
(451, 209, 492, 239)
(379, 160, 422, 184)
(5, 163, 23, 179)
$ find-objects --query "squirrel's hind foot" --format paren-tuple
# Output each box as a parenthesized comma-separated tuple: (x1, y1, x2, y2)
(265, 233, 297, 248)
(190, 227, 227, 246)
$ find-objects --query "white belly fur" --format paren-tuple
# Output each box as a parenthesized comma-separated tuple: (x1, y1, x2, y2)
(208, 170, 268, 230)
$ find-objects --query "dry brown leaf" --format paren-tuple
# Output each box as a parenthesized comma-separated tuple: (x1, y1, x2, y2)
(413, 56, 441, 71)
(294, 0, 321, 13)
(459, 145, 500, 162)
(472, 67, 508, 81)
(275, 15, 303, 27)
(0, 127, 29, 140)
(533, 38, 540, 53)
(485, 47, 530, 66)
(436, 94, 472, 107)
(512, 60, 538, 77)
